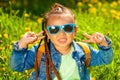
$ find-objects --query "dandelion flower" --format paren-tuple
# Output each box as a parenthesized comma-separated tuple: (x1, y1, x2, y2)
(110, 9, 116, 14)
(118, 0, 120, 5)
(3, 33, 8, 39)
(118, 71, 120, 76)
(88, 7, 97, 15)
(101, 8, 106, 12)
(77, 2, 83, 6)
(97, 2, 102, 7)
(20, 34, 23, 38)
(91, 77, 96, 80)
(0, 34, 2, 38)
(2, 67, 5, 72)
(37, 18, 43, 23)
(88, 4, 93, 7)
(9, 45, 13, 49)
(91, 0, 98, 3)
(24, 13, 29, 17)
(25, 27, 31, 32)
(110, 1, 117, 7)
(2, 56, 7, 61)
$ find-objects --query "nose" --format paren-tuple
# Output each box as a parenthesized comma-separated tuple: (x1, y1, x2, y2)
(59, 29, 66, 36)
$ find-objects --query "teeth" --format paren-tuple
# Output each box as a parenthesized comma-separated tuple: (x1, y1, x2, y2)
(59, 39, 65, 41)
(59, 38, 66, 41)
(58, 38, 67, 44)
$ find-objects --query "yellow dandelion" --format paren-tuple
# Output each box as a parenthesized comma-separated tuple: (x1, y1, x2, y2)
(0, 34, 2, 38)
(20, 34, 24, 39)
(116, 11, 120, 17)
(26, 75, 29, 78)
(24, 13, 29, 17)
(88, 7, 97, 15)
(118, 71, 120, 76)
(11, 40, 16, 44)
(3, 33, 8, 39)
(0, 47, 3, 50)
(2, 56, 7, 61)
(114, 15, 120, 20)
(110, 9, 116, 14)
(13, 72, 17, 75)
(9, 45, 13, 49)
(77, 2, 83, 6)
(97, 2, 102, 7)
(101, 8, 106, 12)
(90, 0, 98, 3)
(37, 18, 43, 24)
(25, 27, 31, 32)
(91, 77, 96, 80)
(2, 67, 5, 72)
(34, 40, 39, 44)
(26, 74, 30, 78)
(0, 40, 2, 43)
(88, 3, 93, 7)
(110, 1, 117, 7)
(2, 47, 5, 50)
(25, 70, 28, 73)
(118, 0, 120, 5)
(28, 44, 33, 48)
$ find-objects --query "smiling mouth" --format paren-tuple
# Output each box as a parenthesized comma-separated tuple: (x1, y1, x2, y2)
(58, 38, 67, 44)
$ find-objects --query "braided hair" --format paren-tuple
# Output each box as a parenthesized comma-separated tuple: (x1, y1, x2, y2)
(35, 3, 75, 80)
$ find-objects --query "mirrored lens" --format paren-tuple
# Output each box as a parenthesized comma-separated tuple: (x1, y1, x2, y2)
(49, 26, 60, 34)
(63, 25, 74, 33)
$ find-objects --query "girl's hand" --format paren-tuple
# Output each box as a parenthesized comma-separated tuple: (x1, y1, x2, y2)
(18, 31, 45, 49)
(82, 32, 108, 46)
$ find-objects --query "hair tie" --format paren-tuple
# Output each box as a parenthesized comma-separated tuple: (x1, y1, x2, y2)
(55, 7, 62, 12)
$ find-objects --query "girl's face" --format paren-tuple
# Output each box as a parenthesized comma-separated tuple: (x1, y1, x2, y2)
(45, 14, 77, 48)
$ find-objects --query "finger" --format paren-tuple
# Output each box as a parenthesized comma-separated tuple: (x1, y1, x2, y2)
(27, 32, 35, 35)
(36, 31, 44, 37)
(83, 33, 92, 39)
(37, 36, 45, 40)
(26, 32, 35, 37)
(95, 35, 105, 43)
(82, 40, 95, 43)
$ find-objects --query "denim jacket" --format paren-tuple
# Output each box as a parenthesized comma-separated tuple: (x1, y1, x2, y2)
(9, 37, 113, 80)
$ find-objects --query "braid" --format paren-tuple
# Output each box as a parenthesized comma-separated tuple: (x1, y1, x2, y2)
(35, 21, 44, 80)
(43, 18, 61, 80)
(35, 18, 61, 80)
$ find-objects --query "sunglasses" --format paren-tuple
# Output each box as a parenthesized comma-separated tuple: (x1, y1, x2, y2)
(46, 23, 76, 35)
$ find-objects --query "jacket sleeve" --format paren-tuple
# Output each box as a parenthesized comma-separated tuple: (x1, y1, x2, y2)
(89, 37, 114, 66)
(9, 41, 38, 72)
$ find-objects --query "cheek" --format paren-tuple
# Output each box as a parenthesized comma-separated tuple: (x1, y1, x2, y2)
(67, 33, 75, 40)
(70, 32, 75, 37)
(47, 34, 57, 41)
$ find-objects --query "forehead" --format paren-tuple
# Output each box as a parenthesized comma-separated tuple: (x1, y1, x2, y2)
(47, 14, 75, 26)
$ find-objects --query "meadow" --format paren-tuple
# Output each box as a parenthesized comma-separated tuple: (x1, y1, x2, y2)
(0, 0, 120, 80)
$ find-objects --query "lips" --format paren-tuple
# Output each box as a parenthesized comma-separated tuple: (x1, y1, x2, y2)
(58, 38, 67, 44)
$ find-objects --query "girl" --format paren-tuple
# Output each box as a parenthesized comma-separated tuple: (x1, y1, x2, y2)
(10, 3, 113, 80)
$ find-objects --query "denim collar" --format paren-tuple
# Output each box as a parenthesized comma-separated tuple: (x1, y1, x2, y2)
(72, 41, 86, 62)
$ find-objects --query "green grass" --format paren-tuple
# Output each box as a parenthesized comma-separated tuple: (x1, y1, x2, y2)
(0, 1, 120, 80)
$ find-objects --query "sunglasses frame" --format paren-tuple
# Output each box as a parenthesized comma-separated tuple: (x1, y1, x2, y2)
(46, 23, 76, 35)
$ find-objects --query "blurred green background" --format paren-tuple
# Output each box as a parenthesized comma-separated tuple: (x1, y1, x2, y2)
(0, 0, 120, 80)
(0, 0, 118, 16)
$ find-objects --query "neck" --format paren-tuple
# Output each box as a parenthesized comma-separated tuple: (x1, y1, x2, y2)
(55, 44, 72, 55)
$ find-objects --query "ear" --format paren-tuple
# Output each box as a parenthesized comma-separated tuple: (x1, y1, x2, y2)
(74, 26, 78, 34)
